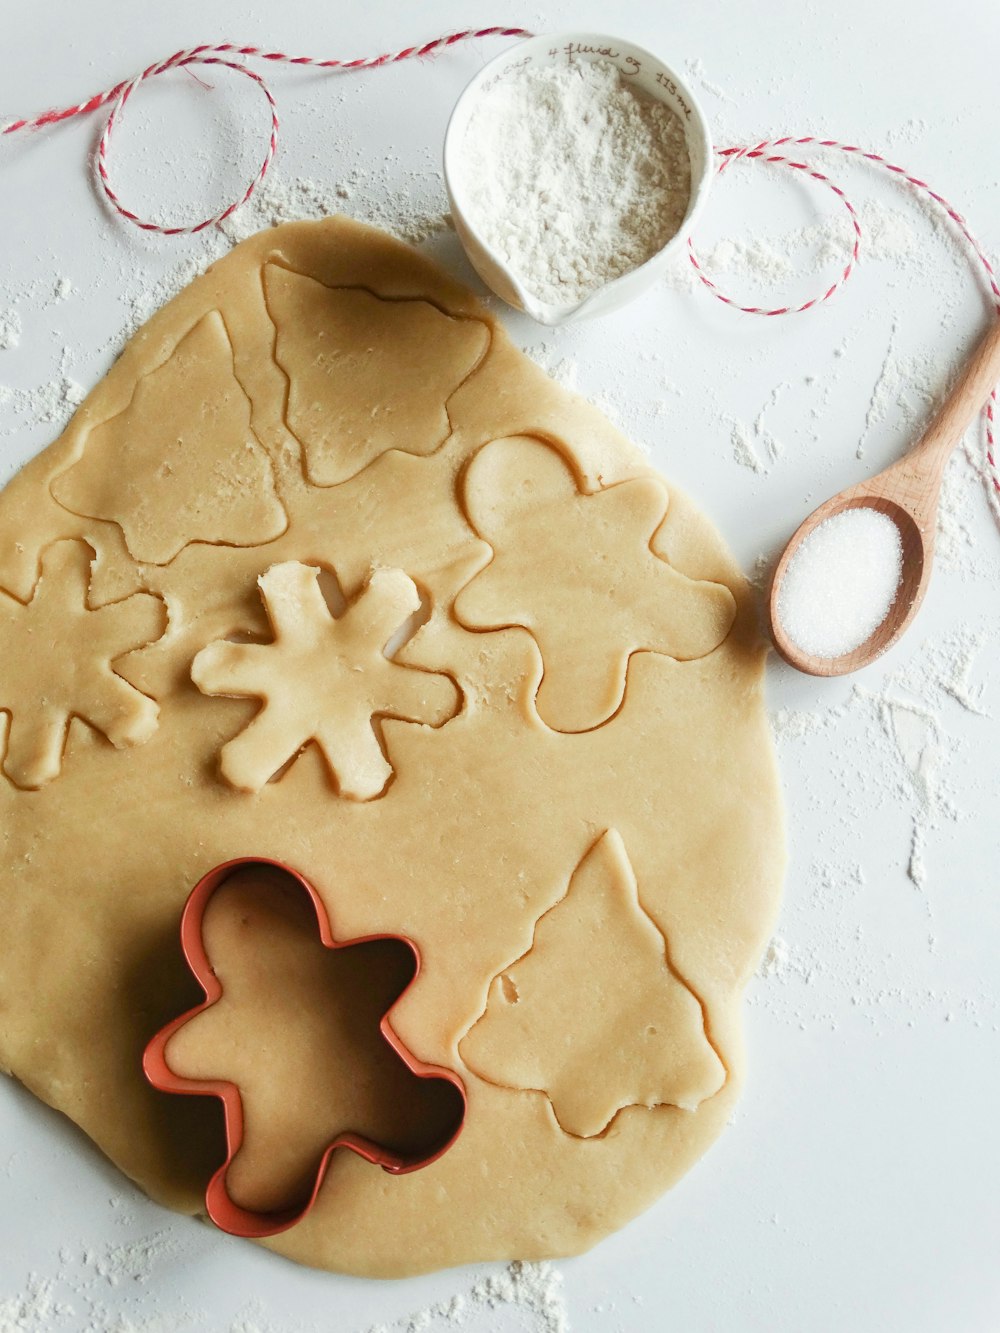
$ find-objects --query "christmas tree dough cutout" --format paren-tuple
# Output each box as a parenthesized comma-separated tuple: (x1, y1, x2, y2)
(0, 539, 164, 789)
(455, 436, 737, 733)
(192, 561, 460, 798)
(52, 311, 287, 565)
(263, 263, 490, 486)
(460, 830, 726, 1138)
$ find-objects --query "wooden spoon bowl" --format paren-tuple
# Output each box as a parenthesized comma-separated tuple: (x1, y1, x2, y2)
(769, 495, 925, 677)
(769, 317, 1000, 677)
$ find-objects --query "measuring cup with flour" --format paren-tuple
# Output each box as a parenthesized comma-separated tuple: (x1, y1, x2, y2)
(444, 33, 713, 326)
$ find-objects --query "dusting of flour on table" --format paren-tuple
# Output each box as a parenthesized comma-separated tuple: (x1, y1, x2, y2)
(0, 309, 21, 351)
(0, 1222, 569, 1333)
(459, 60, 690, 306)
(0, 347, 84, 461)
(758, 628, 998, 1041)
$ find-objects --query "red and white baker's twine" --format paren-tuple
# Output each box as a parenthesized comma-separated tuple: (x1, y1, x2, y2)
(689, 143, 862, 316)
(2, 31, 997, 502)
(1, 30, 531, 235)
(688, 136, 1000, 503)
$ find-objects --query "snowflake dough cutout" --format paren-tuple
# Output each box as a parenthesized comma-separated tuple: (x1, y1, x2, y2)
(192, 561, 460, 798)
(460, 830, 726, 1138)
(454, 436, 738, 732)
(0, 539, 164, 789)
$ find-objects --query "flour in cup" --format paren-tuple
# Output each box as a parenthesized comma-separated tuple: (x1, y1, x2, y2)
(460, 60, 690, 307)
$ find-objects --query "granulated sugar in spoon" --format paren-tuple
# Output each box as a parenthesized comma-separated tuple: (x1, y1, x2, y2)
(769, 318, 1000, 677)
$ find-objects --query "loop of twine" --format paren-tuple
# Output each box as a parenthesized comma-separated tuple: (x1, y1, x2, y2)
(97, 54, 280, 235)
(2, 32, 997, 503)
(688, 143, 863, 316)
(689, 136, 999, 501)
(2, 29, 531, 235)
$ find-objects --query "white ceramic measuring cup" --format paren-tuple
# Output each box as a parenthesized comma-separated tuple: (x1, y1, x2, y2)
(443, 32, 714, 327)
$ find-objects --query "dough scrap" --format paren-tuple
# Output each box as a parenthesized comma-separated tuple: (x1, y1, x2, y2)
(192, 562, 460, 797)
(264, 263, 490, 486)
(456, 436, 737, 731)
(0, 538, 164, 788)
(460, 830, 726, 1138)
(0, 218, 784, 1278)
(51, 312, 287, 564)
(164, 865, 463, 1215)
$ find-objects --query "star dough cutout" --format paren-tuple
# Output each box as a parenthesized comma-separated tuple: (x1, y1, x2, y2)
(192, 561, 460, 798)
(454, 436, 738, 732)
(0, 539, 164, 789)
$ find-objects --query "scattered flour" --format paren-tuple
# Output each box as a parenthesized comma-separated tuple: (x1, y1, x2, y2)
(219, 172, 451, 250)
(0, 1275, 73, 1332)
(684, 57, 736, 105)
(769, 706, 835, 743)
(726, 415, 765, 474)
(0, 308, 21, 351)
(752, 814, 997, 1036)
(467, 1262, 568, 1333)
(0, 1220, 567, 1333)
(857, 315, 901, 459)
(958, 429, 1000, 536)
(723, 384, 795, 476)
(853, 318, 973, 472)
(758, 935, 790, 980)
(527, 342, 580, 393)
(205, 1256, 561, 1333)
(526, 340, 660, 454)
(0, 347, 84, 436)
(80, 1230, 187, 1288)
(670, 196, 919, 311)
(869, 693, 946, 887)
(772, 674, 954, 896)
(918, 627, 990, 714)
(460, 59, 690, 306)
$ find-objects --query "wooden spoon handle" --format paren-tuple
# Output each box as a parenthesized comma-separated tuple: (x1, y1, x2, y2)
(872, 316, 1000, 531)
(911, 316, 1000, 473)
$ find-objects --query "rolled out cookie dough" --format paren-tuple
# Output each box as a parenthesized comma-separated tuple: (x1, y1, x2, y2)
(0, 217, 784, 1278)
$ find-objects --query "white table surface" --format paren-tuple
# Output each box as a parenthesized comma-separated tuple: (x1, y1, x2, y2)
(1, 2, 998, 1329)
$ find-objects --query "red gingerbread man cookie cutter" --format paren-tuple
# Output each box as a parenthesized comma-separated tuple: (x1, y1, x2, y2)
(143, 857, 467, 1238)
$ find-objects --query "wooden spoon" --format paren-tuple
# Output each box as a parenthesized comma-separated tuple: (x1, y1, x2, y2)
(769, 317, 1000, 677)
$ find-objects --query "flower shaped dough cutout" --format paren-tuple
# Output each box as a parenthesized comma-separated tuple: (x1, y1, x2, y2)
(0, 539, 165, 788)
(145, 860, 466, 1235)
(454, 437, 738, 733)
(192, 561, 460, 797)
